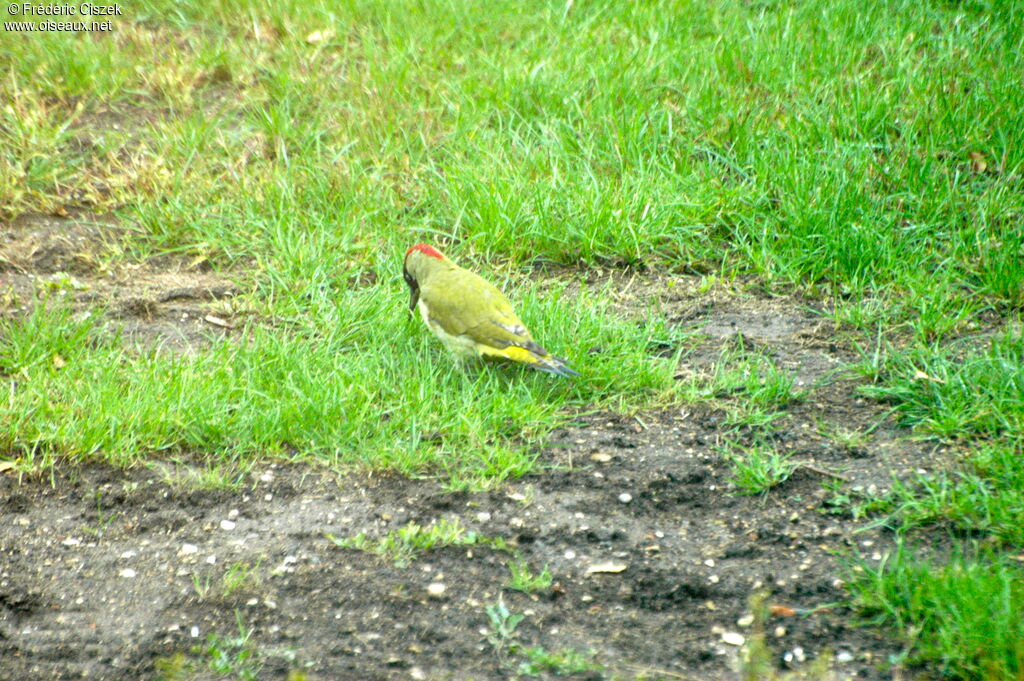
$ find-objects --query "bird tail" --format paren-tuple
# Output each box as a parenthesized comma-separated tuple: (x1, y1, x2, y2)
(484, 344, 581, 377)
(532, 354, 581, 378)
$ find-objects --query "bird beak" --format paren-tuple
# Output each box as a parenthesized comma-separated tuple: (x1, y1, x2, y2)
(403, 268, 419, 313)
(408, 286, 419, 313)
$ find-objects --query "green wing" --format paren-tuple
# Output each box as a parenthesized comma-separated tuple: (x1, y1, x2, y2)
(420, 268, 548, 354)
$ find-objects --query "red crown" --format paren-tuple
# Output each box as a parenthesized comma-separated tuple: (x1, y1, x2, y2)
(405, 243, 445, 260)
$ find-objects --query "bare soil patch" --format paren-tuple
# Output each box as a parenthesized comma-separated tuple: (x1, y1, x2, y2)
(0, 395, 919, 681)
(1, 212, 244, 352)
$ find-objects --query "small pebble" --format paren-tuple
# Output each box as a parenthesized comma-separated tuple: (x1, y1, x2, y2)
(737, 614, 754, 627)
(836, 650, 854, 664)
(190, 626, 199, 638)
(220, 519, 236, 530)
(427, 583, 446, 597)
(180, 543, 198, 555)
(704, 559, 715, 567)
(721, 631, 745, 646)
(774, 626, 786, 638)
(119, 568, 137, 578)
(61, 538, 81, 547)
(476, 512, 491, 523)
(227, 509, 239, 520)
(618, 493, 632, 503)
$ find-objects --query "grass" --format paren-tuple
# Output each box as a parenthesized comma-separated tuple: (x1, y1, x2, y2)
(518, 646, 603, 677)
(483, 597, 603, 676)
(860, 331, 1024, 439)
(328, 517, 506, 566)
(678, 342, 803, 429)
(80, 491, 119, 536)
(0, 292, 680, 483)
(193, 561, 263, 601)
(849, 543, 1024, 681)
(2, 1, 1024, 678)
(3, 1, 1022, 293)
(848, 331, 1024, 677)
(723, 443, 796, 496)
(155, 611, 309, 681)
(505, 558, 553, 594)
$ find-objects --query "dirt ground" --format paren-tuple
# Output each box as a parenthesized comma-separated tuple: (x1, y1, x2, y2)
(0, 212, 939, 680)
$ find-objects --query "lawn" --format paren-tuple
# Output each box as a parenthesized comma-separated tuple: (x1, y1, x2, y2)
(1, 1, 1022, 678)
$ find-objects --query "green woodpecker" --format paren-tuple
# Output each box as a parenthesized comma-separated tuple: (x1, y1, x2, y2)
(402, 243, 579, 377)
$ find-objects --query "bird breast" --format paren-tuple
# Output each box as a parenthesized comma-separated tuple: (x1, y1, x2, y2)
(417, 299, 479, 357)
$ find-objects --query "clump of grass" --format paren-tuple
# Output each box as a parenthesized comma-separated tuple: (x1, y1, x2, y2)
(155, 612, 279, 681)
(679, 344, 802, 431)
(518, 645, 603, 677)
(848, 543, 1024, 680)
(192, 560, 262, 602)
(878, 440, 1024, 546)
(723, 443, 796, 496)
(816, 420, 871, 452)
(328, 518, 503, 567)
(505, 558, 553, 594)
(860, 332, 1024, 439)
(482, 598, 601, 675)
(820, 480, 893, 521)
(80, 491, 119, 536)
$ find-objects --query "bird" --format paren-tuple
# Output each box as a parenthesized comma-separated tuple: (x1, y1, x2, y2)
(402, 243, 580, 377)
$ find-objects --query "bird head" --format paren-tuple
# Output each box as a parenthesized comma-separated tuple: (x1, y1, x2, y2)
(403, 243, 447, 312)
